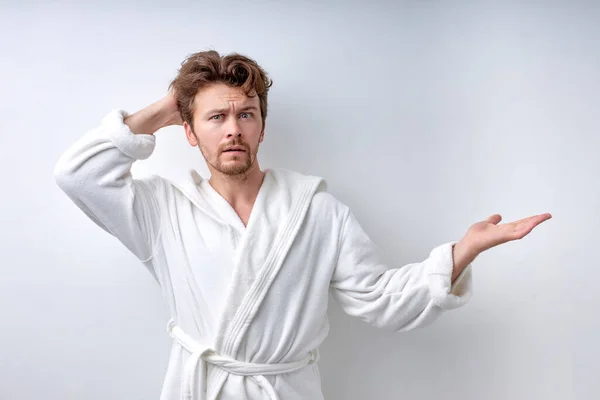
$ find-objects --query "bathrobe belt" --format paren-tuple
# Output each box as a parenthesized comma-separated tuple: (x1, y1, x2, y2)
(167, 319, 319, 400)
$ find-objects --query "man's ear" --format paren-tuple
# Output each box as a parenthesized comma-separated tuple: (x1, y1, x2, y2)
(184, 121, 198, 146)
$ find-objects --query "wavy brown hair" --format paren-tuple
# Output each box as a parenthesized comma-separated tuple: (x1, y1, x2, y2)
(169, 50, 273, 131)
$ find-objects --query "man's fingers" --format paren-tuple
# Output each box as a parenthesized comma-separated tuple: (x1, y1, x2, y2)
(527, 214, 552, 229)
(507, 214, 552, 239)
(510, 213, 552, 228)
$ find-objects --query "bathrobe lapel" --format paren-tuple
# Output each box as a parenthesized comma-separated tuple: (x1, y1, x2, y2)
(205, 168, 323, 398)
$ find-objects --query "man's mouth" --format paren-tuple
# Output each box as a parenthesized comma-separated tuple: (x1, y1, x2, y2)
(223, 146, 246, 153)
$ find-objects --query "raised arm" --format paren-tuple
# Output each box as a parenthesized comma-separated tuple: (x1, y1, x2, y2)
(53, 94, 182, 266)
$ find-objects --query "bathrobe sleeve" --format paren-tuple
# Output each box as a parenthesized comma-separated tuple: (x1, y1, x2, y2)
(54, 110, 162, 264)
(329, 209, 473, 332)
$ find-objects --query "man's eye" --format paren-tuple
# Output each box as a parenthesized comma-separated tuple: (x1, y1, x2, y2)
(211, 115, 222, 120)
(240, 112, 251, 118)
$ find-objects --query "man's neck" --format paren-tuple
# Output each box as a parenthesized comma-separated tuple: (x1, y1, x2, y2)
(208, 164, 266, 211)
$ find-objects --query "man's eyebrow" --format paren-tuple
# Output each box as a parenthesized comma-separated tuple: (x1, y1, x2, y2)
(204, 107, 228, 116)
(204, 105, 259, 116)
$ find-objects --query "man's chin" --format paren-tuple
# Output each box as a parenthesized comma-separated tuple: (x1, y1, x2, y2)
(216, 162, 253, 176)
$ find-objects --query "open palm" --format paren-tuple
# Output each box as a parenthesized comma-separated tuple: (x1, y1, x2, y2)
(466, 213, 552, 253)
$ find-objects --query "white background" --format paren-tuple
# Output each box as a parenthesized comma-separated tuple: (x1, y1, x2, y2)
(1, 0, 598, 399)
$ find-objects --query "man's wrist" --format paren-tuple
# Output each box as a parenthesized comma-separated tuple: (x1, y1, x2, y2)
(452, 238, 478, 281)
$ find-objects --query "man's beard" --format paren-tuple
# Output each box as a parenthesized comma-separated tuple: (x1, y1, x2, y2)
(204, 140, 258, 177)
(215, 152, 253, 176)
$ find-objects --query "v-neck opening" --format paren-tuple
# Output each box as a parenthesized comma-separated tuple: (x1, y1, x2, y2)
(199, 170, 272, 235)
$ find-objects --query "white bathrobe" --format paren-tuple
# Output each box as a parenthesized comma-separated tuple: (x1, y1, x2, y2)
(54, 110, 473, 400)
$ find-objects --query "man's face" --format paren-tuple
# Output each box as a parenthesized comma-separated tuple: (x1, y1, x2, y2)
(184, 83, 264, 176)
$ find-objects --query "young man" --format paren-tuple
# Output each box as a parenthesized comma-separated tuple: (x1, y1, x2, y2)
(54, 50, 551, 400)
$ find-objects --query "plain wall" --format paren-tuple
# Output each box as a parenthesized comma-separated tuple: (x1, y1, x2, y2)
(1, 0, 598, 399)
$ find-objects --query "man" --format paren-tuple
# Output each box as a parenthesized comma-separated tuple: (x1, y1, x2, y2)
(54, 50, 551, 400)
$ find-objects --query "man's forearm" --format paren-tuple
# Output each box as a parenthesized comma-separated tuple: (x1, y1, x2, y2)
(451, 239, 478, 282)
(124, 96, 180, 135)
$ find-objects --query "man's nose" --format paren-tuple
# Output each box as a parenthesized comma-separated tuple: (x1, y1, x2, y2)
(226, 119, 242, 138)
